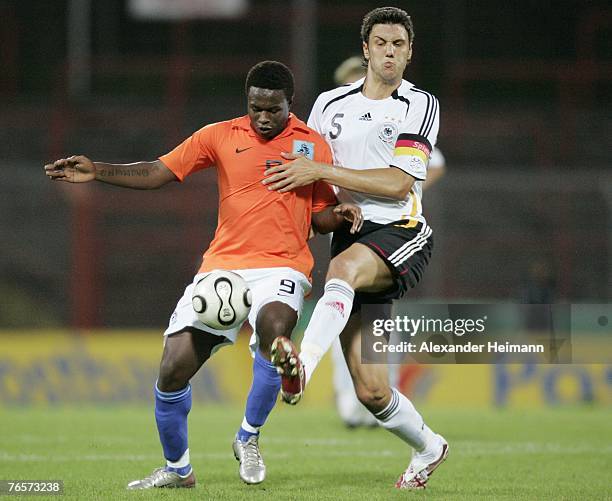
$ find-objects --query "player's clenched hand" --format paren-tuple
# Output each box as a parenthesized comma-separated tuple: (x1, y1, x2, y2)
(334, 203, 363, 234)
(44, 155, 96, 183)
(262, 153, 323, 192)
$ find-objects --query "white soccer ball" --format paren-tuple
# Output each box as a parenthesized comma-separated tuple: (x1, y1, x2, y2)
(192, 270, 252, 331)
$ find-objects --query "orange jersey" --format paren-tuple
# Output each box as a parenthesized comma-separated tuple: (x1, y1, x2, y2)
(159, 114, 336, 279)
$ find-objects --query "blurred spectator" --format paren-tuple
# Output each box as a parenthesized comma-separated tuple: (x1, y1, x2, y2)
(333, 56, 366, 86)
(520, 260, 556, 304)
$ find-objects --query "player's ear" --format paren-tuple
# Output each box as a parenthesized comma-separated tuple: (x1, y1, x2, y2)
(362, 41, 369, 62)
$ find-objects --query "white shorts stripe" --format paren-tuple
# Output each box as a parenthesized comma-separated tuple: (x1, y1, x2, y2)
(391, 226, 432, 266)
(390, 225, 432, 266)
(388, 224, 432, 265)
(391, 235, 430, 267)
(388, 223, 430, 262)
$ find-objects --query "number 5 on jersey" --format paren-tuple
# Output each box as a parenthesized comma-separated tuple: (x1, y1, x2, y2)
(329, 113, 344, 139)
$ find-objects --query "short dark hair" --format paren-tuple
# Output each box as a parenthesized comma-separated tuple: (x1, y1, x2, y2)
(360, 7, 414, 45)
(245, 61, 294, 102)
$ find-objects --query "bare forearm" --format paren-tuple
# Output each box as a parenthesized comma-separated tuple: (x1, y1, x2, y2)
(318, 164, 414, 200)
(264, 154, 415, 200)
(312, 208, 344, 234)
(95, 160, 176, 189)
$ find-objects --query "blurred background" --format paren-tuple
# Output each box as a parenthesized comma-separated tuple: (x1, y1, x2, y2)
(1, 0, 611, 409)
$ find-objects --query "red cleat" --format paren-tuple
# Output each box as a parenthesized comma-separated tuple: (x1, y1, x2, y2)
(270, 336, 304, 405)
(395, 435, 449, 490)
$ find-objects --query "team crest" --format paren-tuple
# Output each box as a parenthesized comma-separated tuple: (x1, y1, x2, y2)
(292, 140, 315, 159)
(410, 156, 425, 169)
(378, 122, 399, 143)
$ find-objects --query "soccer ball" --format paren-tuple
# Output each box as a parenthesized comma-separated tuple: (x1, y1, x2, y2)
(192, 270, 252, 330)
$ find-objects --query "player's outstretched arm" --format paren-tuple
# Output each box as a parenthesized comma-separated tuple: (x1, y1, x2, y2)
(312, 203, 363, 235)
(44, 155, 97, 183)
(263, 153, 414, 200)
(44, 156, 177, 190)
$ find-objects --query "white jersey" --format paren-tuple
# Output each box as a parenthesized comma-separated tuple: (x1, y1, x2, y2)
(308, 77, 439, 224)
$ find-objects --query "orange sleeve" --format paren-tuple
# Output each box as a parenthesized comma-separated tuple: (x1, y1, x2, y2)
(312, 181, 337, 213)
(312, 139, 337, 213)
(158, 123, 219, 181)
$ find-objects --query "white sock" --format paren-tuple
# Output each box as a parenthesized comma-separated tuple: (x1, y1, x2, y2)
(331, 338, 375, 425)
(167, 448, 190, 469)
(331, 337, 355, 395)
(241, 417, 259, 434)
(374, 388, 436, 452)
(300, 279, 354, 386)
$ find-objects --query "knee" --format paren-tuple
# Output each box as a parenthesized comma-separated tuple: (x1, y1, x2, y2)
(256, 307, 297, 351)
(326, 256, 359, 286)
(157, 354, 190, 392)
(259, 316, 295, 344)
(354, 382, 391, 413)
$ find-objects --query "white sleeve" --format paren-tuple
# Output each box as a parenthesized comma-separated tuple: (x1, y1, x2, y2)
(307, 94, 325, 135)
(390, 92, 440, 180)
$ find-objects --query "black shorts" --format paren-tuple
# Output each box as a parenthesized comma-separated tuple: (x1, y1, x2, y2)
(331, 219, 433, 306)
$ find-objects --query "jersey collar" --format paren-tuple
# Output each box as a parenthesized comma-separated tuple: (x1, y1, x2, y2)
(236, 113, 311, 140)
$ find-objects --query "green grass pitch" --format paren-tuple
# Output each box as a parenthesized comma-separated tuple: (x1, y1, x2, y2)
(0, 405, 610, 500)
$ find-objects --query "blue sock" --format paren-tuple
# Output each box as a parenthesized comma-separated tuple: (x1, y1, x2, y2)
(237, 350, 281, 442)
(155, 382, 192, 476)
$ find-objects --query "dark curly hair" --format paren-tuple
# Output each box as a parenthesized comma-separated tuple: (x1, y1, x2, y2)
(360, 6, 414, 45)
(245, 61, 294, 103)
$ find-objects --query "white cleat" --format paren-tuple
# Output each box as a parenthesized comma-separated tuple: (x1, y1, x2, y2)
(395, 434, 449, 490)
(126, 467, 195, 489)
(232, 435, 266, 484)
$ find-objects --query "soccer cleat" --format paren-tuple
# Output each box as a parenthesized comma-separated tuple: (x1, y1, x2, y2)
(395, 435, 449, 490)
(270, 336, 304, 405)
(232, 435, 266, 484)
(126, 467, 196, 490)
